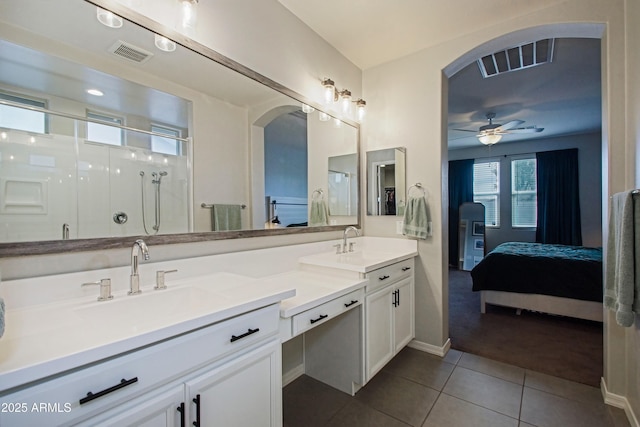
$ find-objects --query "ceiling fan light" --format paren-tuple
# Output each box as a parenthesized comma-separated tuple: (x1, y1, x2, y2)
(478, 134, 502, 145)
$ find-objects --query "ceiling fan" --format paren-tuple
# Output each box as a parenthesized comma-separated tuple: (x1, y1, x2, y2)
(457, 112, 544, 145)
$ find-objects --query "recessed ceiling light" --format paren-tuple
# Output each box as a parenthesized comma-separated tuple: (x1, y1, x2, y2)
(154, 34, 176, 52)
(96, 7, 123, 29)
(87, 89, 104, 97)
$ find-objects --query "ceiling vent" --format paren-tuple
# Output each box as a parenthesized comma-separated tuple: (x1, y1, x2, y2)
(108, 40, 153, 64)
(478, 39, 555, 78)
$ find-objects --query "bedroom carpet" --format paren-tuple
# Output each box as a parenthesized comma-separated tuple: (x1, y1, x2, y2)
(448, 268, 603, 387)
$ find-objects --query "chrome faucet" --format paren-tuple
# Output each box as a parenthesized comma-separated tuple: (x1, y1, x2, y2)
(342, 226, 360, 253)
(129, 239, 150, 295)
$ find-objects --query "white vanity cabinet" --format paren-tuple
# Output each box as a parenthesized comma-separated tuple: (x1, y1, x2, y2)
(0, 304, 282, 427)
(365, 258, 415, 381)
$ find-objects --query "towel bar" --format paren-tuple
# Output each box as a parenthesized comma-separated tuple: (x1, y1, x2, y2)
(201, 203, 246, 209)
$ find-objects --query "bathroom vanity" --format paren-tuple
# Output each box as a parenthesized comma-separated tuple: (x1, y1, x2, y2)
(0, 237, 417, 426)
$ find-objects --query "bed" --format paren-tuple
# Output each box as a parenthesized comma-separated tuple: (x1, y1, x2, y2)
(470, 242, 603, 322)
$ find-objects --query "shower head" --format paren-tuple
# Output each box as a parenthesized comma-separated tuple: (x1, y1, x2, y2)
(139, 171, 145, 176)
(159, 171, 168, 177)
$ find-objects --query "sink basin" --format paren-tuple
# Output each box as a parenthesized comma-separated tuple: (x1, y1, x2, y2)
(74, 285, 225, 329)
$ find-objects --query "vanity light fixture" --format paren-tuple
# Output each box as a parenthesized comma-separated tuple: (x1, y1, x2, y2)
(301, 104, 315, 114)
(340, 89, 352, 115)
(86, 88, 104, 97)
(478, 134, 502, 145)
(322, 78, 336, 104)
(178, 0, 199, 35)
(154, 34, 176, 52)
(354, 99, 366, 121)
(96, 7, 123, 29)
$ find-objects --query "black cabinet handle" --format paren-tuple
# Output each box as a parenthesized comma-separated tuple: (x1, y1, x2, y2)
(310, 314, 328, 324)
(192, 394, 201, 427)
(402, 267, 411, 271)
(79, 377, 138, 405)
(344, 300, 358, 308)
(397, 289, 401, 306)
(379, 275, 390, 281)
(230, 327, 260, 343)
(392, 290, 399, 307)
(177, 402, 185, 427)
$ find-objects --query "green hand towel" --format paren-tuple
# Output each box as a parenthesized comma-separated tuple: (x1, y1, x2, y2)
(402, 196, 428, 239)
(212, 204, 242, 231)
(310, 199, 328, 227)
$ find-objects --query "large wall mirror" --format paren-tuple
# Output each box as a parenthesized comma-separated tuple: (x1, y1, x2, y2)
(366, 147, 406, 216)
(0, 0, 359, 256)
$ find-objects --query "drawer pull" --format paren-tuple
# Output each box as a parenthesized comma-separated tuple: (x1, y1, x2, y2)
(379, 275, 390, 281)
(192, 394, 201, 427)
(79, 377, 138, 405)
(402, 267, 412, 271)
(230, 327, 260, 343)
(310, 314, 328, 324)
(344, 300, 359, 308)
(177, 402, 186, 427)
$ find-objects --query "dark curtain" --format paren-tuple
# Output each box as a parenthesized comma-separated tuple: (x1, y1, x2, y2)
(535, 148, 582, 246)
(449, 159, 474, 267)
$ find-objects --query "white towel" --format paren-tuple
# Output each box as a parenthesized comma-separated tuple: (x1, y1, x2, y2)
(605, 191, 640, 327)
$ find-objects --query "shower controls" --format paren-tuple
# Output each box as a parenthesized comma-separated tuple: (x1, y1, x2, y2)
(113, 212, 128, 224)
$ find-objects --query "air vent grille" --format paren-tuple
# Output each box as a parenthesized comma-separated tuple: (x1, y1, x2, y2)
(108, 41, 153, 64)
(478, 39, 554, 78)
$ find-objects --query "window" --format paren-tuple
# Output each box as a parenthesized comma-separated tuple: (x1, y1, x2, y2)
(86, 111, 124, 146)
(473, 160, 500, 226)
(512, 157, 537, 227)
(151, 124, 181, 155)
(0, 92, 47, 134)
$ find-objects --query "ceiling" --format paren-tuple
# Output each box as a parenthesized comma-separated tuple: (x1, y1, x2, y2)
(278, 1, 602, 150)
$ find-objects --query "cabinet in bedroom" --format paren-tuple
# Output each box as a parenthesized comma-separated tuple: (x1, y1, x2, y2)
(365, 259, 415, 382)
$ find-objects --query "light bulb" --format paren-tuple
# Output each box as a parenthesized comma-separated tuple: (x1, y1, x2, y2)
(319, 112, 330, 122)
(340, 90, 352, 115)
(478, 134, 502, 145)
(154, 34, 176, 52)
(355, 99, 366, 121)
(322, 78, 335, 104)
(301, 104, 315, 114)
(178, 0, 198, 35)
(96, 7, 123, 28)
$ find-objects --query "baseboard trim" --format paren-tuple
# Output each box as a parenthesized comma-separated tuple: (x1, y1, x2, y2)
(601, 377, 640, 427)
(282, 363, 305, 387)
(408, 338, 451, 357)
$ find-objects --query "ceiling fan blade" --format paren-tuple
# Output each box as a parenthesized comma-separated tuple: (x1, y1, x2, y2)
(451, 128, 478, 133)
(505, 126, 544, 134)
(494, 120, 524, 132)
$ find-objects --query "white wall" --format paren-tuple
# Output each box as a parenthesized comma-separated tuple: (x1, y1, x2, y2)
(449, 132, 603, 251)
(363, 1, 636, 419)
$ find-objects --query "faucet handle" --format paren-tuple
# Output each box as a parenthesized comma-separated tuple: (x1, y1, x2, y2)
(155, 269, 178, 290)
(348, 242, 356, 252)
(333, 243, 342, 254)
(82, 278, 113, 301)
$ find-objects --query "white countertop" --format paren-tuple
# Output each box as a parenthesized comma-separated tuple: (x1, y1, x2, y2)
(0, 272, 294, 392)
(298, 248, 418, 273)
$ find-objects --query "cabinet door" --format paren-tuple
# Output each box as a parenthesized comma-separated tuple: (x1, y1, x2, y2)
(393, 277, 415, 353)
(365, 285, 394, 381)
(74, 385, 184, 427)
(185, 338, 282, 427)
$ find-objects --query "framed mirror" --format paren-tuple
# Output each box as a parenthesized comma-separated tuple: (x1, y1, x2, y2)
(366, 147, 406, 216)
(0, 0, 360, 256)
(458, 202, 485, 271)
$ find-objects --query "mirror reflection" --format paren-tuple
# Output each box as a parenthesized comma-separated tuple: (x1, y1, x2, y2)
(366, 147, 406, 216)
(0, 0, 359, 246)
(458, 202, 485, 271)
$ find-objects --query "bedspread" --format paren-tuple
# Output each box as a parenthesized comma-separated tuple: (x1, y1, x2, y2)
(471, 242, 603, 302)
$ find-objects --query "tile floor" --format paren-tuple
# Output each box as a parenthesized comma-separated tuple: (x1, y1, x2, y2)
(283, 347, 631, 427)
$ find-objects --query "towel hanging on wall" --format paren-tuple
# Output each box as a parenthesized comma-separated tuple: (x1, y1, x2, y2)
(402, 186, 429, 239)
(309, 190, 328, 226)
(212, 204, 242, 231)
(605, 190, 640, 327)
